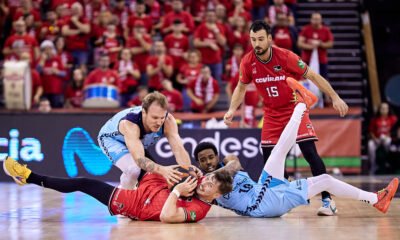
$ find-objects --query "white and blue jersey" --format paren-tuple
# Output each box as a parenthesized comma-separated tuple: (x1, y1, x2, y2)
(216, 170, 309, 217)
(98, 106, 166, 163)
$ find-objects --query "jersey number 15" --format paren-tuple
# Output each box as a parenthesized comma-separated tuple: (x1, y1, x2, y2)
(266, 86, 279, 97)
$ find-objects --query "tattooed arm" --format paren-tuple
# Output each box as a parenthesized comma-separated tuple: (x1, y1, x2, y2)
(119, 120, 182, 184)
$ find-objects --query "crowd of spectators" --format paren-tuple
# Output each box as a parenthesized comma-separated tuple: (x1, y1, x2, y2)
(0, 0, 336, 117)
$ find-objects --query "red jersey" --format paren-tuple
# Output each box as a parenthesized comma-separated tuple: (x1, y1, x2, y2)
(194, 23, 225, 64)
(13, 9, 41, 22)
(126, 35, 152, 73)
(4, 34, 38, 60)
(188, 76, 220, 112)
(65, 85, 84, 107)
(63, 17, 90, 50)
(40, 56, 66, 94)
(299, 24, 334, 64)
(227, 30, 250, 53)
(109, 173, 211, 222)
(273, 27, 293, 50)
(127, 15, 153, 34)
(369, 116, 398, 138)
(240, 46, 309, 113)
(162, 11, 195, 33)
(113, 60, 139, 93)
(84, 68, 120, 87)
(146, 56, 174, 90)
(40, 21, 63, 41)
(164, 34, 190, 70)
(161, 89, 183, 112)
(31, 69, 42, 102)
(178, 64, 202, 86)
(101, 36, 122, 64)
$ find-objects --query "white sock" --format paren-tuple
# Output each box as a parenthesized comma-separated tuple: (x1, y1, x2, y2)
(358, 190, 378, 205)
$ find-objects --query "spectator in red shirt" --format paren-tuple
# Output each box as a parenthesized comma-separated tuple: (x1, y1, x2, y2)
(126, 0, 153, 37)
(187, 65, 220, 113)
(36, 40, 67, 108)
(3, 19, 40, 61)
(12, 0, 41, 28)
(164, 19, 190, 75)
(65, 68, 85, 108)
(61, 2, 91, 70)
(114, 48, 141, 107)
(22, 13, 38, 39)
(91, 10, 112, 47)
(298, 12, 334, 80)
(111, 0, 129, 30)
(20, 51, 43, 106)
(146, 40, 174, 91)
(266, 0, 295, 27)
(193, 9, 227, 82)
(176, 49, 203, 111)
(227, 0, 252, 26)
(161, 0, 194, 36)
(55, 36, 73, 71)
(83, 0, 108, 24)
(127, 85, 148, 107)
(98, 23, 123, 67)
(161, 79, 183, 112)
(252, 0, 268, 21)
(39, 10, 63, 42)
(84, 54, 120, 88)
(368, 102, 398, 174)
(145, 0, 161, 25)
(272, 12, 298, 53)
(126, 20, 152, 85)
(227, 16, 250, 54)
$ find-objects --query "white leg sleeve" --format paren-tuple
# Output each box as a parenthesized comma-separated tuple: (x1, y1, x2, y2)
(264, 103, 306, 180)
(115, 154, 141, 190)
(307, 174, 377, 205)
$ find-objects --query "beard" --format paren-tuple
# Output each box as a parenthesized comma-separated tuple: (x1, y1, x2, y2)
(254, 46, 268, 56)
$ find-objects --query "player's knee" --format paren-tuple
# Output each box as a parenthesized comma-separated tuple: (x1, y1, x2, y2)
(320, 173, 334, 182)
(125, 165, 141, 179)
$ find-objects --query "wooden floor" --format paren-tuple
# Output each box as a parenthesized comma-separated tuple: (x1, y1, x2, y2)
(0, 176, 399, 240)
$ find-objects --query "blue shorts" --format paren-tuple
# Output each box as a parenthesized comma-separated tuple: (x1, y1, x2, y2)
(97, 131, 129, 164)
(249, 170, 309, 217)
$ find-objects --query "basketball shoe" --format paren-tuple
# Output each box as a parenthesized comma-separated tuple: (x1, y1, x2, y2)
(374, 178, 399, 214)
(3, 156, 32, 186)
(317, 197, 338, 216)
(287, 77, 318, 109)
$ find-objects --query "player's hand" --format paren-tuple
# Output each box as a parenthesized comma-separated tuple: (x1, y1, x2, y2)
(190, 165, 203, 178)
(223, 155, 239, 165)
(175, 176, 198, 197)
(160, 165, 183, 186)
(223, 110, 234, 126)
(332, 96, 348, 117)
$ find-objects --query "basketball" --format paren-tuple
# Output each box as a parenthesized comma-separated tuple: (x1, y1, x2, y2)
(169, 165, 198, 190)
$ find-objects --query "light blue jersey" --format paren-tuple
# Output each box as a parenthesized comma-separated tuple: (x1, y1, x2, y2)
(98, 106, 166, 163)
(216, 170, 309, 217)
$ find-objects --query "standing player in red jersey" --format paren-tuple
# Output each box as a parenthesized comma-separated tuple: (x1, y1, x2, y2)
(4, 156, 233, 223)
(224, 20, 349, 216)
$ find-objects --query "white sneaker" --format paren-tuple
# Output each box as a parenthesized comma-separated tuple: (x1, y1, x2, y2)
(317, 198, 338, 216)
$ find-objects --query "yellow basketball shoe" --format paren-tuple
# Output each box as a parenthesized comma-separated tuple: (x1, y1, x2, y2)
(3, 156, 32, 186)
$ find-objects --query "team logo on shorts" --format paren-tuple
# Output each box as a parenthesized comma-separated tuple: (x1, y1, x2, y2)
(273, 65, 282, 72)
(297, 60, 305, 69)
(190, 211, 197, 221)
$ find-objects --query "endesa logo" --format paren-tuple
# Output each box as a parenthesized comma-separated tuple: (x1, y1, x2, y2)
(0, 129, 44, 162)
(155, 131, 262, 158)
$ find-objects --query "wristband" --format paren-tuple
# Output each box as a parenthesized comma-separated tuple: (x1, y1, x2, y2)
(172, 189, 180, 198)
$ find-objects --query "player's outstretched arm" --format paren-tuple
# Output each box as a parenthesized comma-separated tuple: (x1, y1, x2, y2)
(120, 120, 182, 185)
(164, 114, 191, 166)
(160, 177, 198, 223)
(216, 155, 242, 177)
(304, 69, 349, 117)
(224, 81, 247, 126)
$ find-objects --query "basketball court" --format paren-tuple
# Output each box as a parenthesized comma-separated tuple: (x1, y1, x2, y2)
(1, 176, 398, 240)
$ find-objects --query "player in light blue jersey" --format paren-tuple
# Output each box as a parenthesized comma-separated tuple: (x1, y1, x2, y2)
(194, 103, 398, 217)
(98, 92, 201, 189)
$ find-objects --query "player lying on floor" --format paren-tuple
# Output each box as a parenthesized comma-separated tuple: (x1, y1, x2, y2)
(3, 158, 232, 223)
(194, 103, 398, 217)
